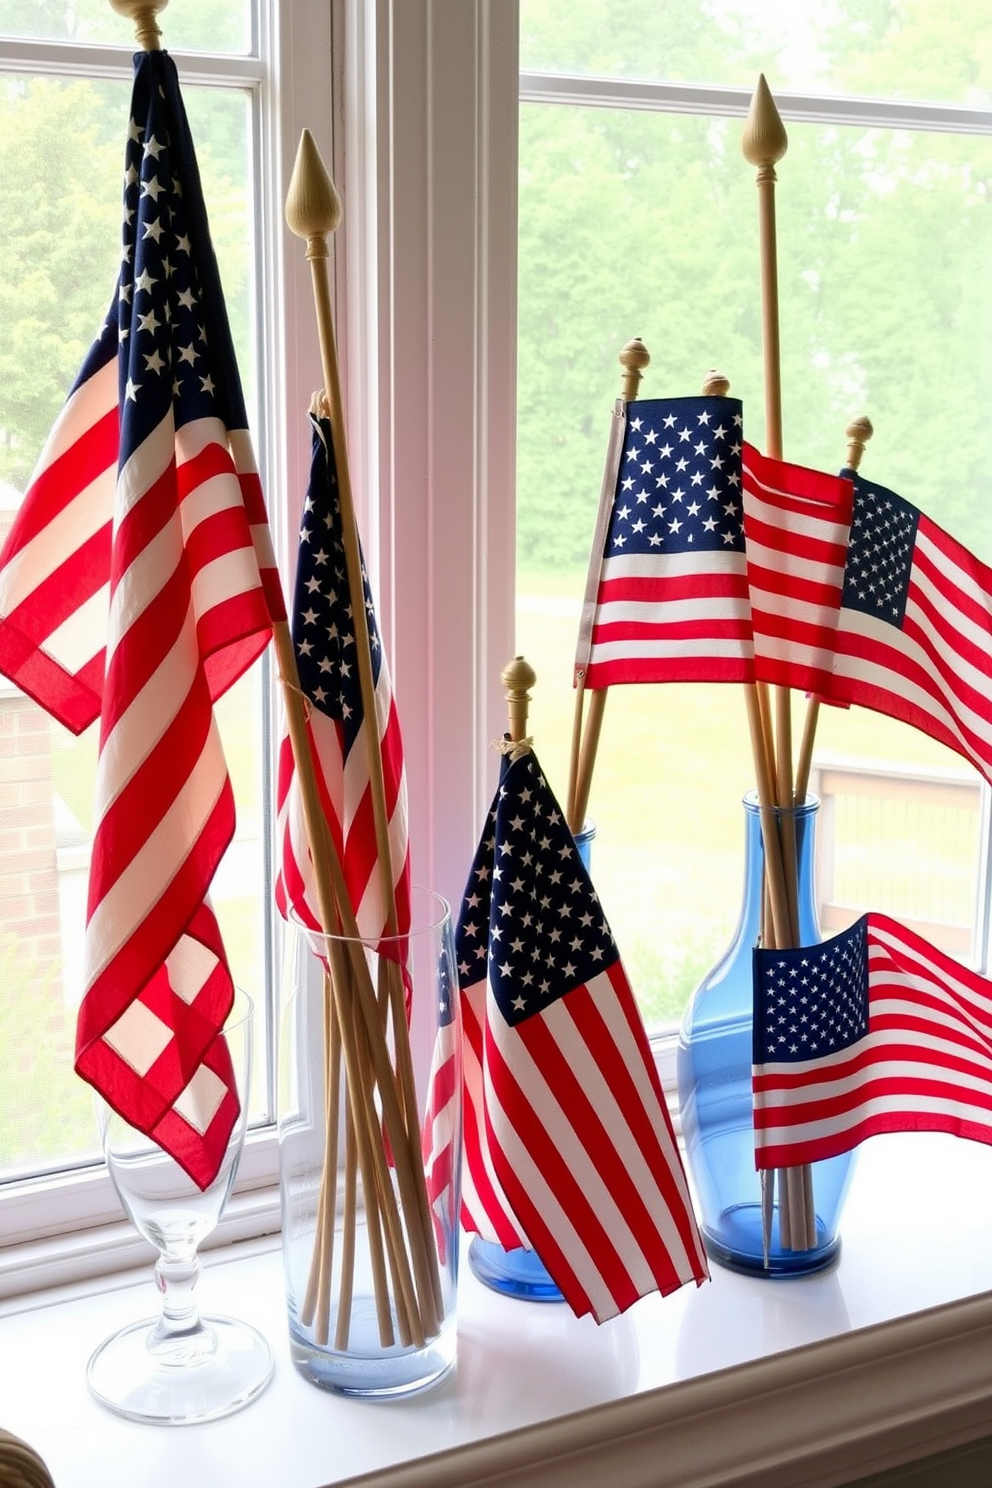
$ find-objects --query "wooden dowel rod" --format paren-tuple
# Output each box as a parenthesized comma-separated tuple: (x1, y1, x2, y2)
(568, 338, 650, 832)
(286, 131, 400, 943)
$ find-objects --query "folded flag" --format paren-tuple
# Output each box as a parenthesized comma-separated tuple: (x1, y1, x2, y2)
(825, 472, 992, 787)
(274, 413, 411, 942)
(753, 912, 992, 1168)
(573, 395, 754, 690)
(0, 51, 283, 1187)
(456, 742, 707, 1323)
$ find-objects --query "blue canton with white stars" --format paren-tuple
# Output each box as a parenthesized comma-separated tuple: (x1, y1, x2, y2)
(75, 51, 247, 460)
(840, 474, 920, 627)
(291, 418, 383, 754)
(604, 396, 745, 559)
(753, 916, 870, 1065)
(455, 750, 619, 1028)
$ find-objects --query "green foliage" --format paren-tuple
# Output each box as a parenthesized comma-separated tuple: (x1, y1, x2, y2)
(0, 76, 124, 488)
(517, 0, 992, 570)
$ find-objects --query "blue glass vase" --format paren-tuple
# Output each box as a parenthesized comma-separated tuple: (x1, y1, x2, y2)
(677, 793, 855, 1276)
(467, 820, 596, 1303)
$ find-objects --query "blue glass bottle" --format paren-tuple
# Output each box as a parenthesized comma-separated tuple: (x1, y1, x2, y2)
(467, 821, 596, 1302)
(677, 794, 855, 1276)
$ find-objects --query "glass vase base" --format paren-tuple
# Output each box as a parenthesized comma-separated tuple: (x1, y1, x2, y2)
(87, 1313, 274, 1424)
(702, 1205, 842, 1279)
(467, 1237, 564, 1302)
(288, 1309, 456, 1398)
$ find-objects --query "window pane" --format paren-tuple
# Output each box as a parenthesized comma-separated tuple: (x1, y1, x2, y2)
(0, 72, 265, 1179)
(516, 99, 992, 1028)
(0, 1, 252, 54)
(520, 0, 992, 108)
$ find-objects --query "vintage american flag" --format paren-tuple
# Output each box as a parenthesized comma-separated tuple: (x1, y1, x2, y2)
(742, 443, 853, 697)
(752, 913, 992, 1168)
(0, 52, 283, 1187)
(824, 473, 992, 787)
(274, 414, 411, 941)
(573, 396, 754, 690)
(455, 745, 707, 1323)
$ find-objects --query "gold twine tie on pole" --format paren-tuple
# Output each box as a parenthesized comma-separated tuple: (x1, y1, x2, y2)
(567, 337, 650, 835)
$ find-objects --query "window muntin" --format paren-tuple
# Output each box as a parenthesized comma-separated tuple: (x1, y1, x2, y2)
(520, 0, 992, 109)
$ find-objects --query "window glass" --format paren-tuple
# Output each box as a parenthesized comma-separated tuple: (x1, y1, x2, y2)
(520, 0, 992, 108)
(516, 19, 992, 1030)
(0, 71, 263, 1179)
(0, 1, 252, 55)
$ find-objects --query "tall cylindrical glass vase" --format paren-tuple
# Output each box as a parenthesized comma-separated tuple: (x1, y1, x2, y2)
(279, 888, 461, 1396)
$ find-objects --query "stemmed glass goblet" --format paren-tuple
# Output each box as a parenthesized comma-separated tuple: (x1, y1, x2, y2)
(86, 989, 273, 1424)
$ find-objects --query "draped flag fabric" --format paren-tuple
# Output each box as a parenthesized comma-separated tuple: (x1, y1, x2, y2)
(455, 744, 707, 1323)
(275, 414, 411, 942)
(752, 912, 992, 1168)
(573, 396, 755, 691)
(825, 472, 992, 788)
(0, 52, 284, 1187)
(741, 444, 853, 697)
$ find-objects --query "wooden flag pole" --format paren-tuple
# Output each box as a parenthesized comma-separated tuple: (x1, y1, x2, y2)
(742, 78, 821, 1250)
(285, 131, 401, 944)
(794, 415, 873, 802)
(567, 338, 650, 834)
(742, 74, 800, 934)
(503, 654, 536, 749)
(285, 130, 442, 1337)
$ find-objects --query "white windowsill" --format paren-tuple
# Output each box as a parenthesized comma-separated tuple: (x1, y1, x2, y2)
(3, 1130, 992, 1488)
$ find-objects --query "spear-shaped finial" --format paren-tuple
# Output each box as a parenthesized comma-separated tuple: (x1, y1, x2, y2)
(285, 128, 343, 259)
(108, 0, 168, 50)
(844, 414, 874, 472)
(741, 73, 789, 174)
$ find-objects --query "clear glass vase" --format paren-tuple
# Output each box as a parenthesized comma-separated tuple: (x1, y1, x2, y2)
(278, 888, 461, 1396)
(677, 793, 855, 1276)
(466, 820, 595, 1303)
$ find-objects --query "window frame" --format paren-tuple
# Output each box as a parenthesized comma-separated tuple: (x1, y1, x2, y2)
(0, 0, 519, 1291)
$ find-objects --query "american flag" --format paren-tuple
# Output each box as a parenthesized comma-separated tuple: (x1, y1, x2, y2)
(421, 933, 462, 1264)
(274, 414, 410, 941)
(455, 745, 707, 1323)
(742, 443, 853, 697)
(752, 912, 992, 1168)
(0, 52, 283, 1187)
(574, 396, 754, 690)
(823, 474, 992, 786)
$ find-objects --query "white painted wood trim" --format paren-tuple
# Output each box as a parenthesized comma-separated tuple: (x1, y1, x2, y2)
(337, 0, 518, 915)
(337, 1289, 992, 1488)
